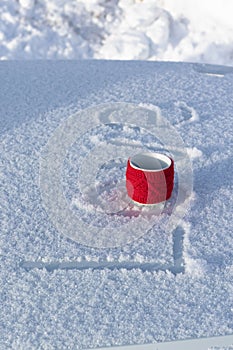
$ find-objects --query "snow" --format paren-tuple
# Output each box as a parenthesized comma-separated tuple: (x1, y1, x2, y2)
(0, 0, 233, 65)
(0, 60, 233, 348)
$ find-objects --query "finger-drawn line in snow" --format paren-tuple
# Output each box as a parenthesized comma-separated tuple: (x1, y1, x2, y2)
(84, 334, 233, 350)
(20, 226, 185, 274)
(193, 63, 233, 77)
(39, 102, 193, 248)
(175, 101, 199, 125)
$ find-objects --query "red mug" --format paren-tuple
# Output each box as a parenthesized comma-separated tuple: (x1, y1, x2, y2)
(126, 152, 174, 205)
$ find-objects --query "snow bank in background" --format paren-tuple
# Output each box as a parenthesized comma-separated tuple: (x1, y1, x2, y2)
(0, 0, 233, 65)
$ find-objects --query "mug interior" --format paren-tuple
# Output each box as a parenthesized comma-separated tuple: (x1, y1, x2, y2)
(130, 153, 171, 172)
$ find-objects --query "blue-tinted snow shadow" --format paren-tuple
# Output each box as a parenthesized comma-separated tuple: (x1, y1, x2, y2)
(0, 60, 196, 135)
(191, 155, 233, 268)
(0, 61, 113, 134)
(0, 60, 158, 134)
(193, 155, 233, 207)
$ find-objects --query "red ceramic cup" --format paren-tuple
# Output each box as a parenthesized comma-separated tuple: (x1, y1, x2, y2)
(126, 152, 174, 205)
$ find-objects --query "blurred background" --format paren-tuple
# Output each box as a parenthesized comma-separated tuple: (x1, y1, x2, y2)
(1, 0, 233, 65)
